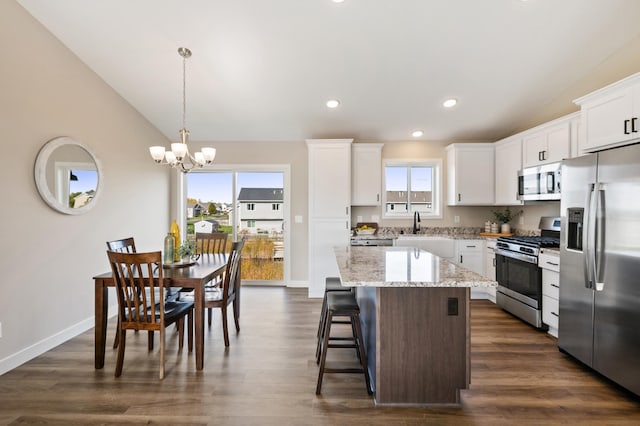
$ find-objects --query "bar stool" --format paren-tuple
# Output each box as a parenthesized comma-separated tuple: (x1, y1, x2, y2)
(315, 277, 352, 363)
(316, 291, 372, 395)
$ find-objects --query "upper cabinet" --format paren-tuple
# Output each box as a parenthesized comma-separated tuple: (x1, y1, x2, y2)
(574, 72, 640, 153)
(522, 118, 571, 167)
(446, 143, 495, 206)
(351, 143, 384, 206)
(494, 136, 523, 206)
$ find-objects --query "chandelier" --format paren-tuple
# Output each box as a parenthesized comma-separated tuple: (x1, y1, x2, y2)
(149, 47, 216, 173)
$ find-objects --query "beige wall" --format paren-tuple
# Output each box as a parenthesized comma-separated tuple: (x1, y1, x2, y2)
(0, 1, 171, 371)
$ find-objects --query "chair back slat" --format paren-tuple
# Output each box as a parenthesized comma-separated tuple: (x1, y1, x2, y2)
(107, 251, 163, 330)
(222, 239, 244, 301)
(196, 232, 228, 255)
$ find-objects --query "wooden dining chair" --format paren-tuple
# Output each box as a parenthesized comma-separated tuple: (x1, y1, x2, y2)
(194, 232, 229, 324)
(106, 237, 137, 349)
(107, 250, 194, 379)
(195, 232, 228, 255)
(181, 239, 244, 347)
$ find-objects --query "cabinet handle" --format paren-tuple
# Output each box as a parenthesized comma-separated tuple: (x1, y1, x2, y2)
(377, 193, 380, 202)
(550, 284, 559, 288)
(624, 119, 631, 135)
(458, 193, 461, 202)
(543, 150, 547, 161)
(460, 255, 463, 263)
(633, 117, 638, 133)
(538, 151, 542, 161)
(466, 245, 476, 248)
(551, 312, 559, 317)
(346, 207, 349, 215)
(545, 261, 559, 266)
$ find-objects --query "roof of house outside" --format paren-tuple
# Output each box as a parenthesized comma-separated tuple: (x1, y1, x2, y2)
(238, 188, 284, 202)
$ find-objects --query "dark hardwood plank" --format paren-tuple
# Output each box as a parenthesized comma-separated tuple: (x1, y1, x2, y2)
(0, 288, 639, 425)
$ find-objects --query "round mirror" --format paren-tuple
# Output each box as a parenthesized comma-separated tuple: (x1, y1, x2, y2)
(34, 136, 103, 215)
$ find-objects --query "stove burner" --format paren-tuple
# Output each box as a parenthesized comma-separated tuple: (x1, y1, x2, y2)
(498, 235, 560, 248)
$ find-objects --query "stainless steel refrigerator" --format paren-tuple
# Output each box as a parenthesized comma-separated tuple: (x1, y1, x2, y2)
(559, 143, 640, 397)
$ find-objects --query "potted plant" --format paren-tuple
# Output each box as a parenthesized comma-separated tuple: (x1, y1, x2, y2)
(492, 207, 513, 234)
(177, 240, 196, 261)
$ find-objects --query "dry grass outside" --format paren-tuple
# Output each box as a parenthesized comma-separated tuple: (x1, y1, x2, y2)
(240, 236, 283, 280)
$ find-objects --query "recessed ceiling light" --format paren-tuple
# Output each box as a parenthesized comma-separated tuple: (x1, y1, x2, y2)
(332, 0, 345, 3)
(326, 99, 340, 109)
(443, 98, 458, 108)
(412, 130, 424, 138)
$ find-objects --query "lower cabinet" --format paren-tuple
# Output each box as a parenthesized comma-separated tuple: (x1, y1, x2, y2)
(540, 251, 560, 337)
(484, 239, 497, 303)
(455, 240, 487, 300)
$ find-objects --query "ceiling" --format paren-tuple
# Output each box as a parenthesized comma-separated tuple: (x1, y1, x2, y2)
(17, 0, 640, 143)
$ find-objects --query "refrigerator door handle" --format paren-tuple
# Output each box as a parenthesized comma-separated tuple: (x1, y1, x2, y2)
(594, 183, 606, 291)
(584, 183, 596, 289)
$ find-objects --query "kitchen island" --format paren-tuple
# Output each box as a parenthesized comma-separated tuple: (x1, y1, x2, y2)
(334, 245, 496, 405)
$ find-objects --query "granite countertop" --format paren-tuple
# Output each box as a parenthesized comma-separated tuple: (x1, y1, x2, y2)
(334, 245, 497, 288)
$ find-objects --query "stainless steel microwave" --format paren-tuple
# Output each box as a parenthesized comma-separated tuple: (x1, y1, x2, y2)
(518, 162, 561, 201)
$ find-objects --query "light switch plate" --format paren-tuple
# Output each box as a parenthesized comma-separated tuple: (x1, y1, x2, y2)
(454, 215, 460, 223)
(371, 215, 379, 222)
(356, 215, 363, 222)
(519, 216, 524, 225)
(0, 322, 3, 338)
(294, 215, 303, 223)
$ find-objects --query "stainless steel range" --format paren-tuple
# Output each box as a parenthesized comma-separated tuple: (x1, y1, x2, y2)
(495, 217, 560, 328)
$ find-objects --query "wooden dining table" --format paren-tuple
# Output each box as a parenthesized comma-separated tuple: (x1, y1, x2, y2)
(93, 253, 238, 371)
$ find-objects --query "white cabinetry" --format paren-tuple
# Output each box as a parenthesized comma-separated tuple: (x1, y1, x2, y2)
(522, 118, 571, 167)
(307, 139, 352, 298)
(351, 143, 383, 206)
(574, 72, 640, 153)
(455, 239, 487, 300)
(540, 250, 560, 338)
(446, 143, 495, 206)
(484, 239, 497, 303)
(494, 136, 523, 205)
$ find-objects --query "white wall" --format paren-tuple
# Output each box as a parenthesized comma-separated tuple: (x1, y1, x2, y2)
(0, 1, 171, 374)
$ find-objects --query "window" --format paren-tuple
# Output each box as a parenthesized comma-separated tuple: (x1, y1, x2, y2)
(247, 220, 256, 228)
(382, 160, 442, 219)
(247, 203, 255, 211)
(272, 203, 280, 211)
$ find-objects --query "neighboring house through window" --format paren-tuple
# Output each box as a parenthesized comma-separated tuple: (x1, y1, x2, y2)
(383, 160, 442, 219)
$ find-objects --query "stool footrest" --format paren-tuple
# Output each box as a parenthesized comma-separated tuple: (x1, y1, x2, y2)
(324, 367, 365, 374)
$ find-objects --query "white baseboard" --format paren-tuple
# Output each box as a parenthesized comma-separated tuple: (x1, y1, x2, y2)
(286, 280, 308, 288)
(0, 304, 118, 376)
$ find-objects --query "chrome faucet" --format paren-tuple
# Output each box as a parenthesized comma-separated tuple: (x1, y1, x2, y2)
(412, 211, 421, 234)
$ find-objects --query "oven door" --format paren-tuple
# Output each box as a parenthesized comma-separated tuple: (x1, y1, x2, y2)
(495, 251, 542, 309)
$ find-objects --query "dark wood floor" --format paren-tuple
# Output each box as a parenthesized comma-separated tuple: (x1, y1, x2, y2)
(1, 287, 639, 425)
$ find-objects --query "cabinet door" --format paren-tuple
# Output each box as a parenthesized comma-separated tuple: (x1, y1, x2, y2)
(546, 123, 570, 163)
(456, 240, 484, 276)
(523, 132, 547, 167)
(447, 144, 494, 205)
(494, 137, 523, 205)
(580, 86, 635, 152)
(484, 246, 496, 280)
(308, 143, 351, 218)
(351, 144, 383, 206)
(308, 218, 350, 297)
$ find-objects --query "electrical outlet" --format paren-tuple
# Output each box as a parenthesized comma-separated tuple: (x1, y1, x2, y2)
(371, 215, 379, 222)
(454, 215, 460, 223)
(356, 215, 363, 222)
(447, 298, 459, 316)
(294, 215, 303, 223)
(519, 216, 524, 225)
(0, 322, 3, 338)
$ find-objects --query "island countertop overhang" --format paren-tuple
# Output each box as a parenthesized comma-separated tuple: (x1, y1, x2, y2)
(334, 245, 497, 288)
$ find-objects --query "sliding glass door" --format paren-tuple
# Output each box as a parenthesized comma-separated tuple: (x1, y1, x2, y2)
(185, 166, 289, 285)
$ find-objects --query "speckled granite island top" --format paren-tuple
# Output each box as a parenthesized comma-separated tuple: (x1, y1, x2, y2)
(334, 245, 497, 288)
